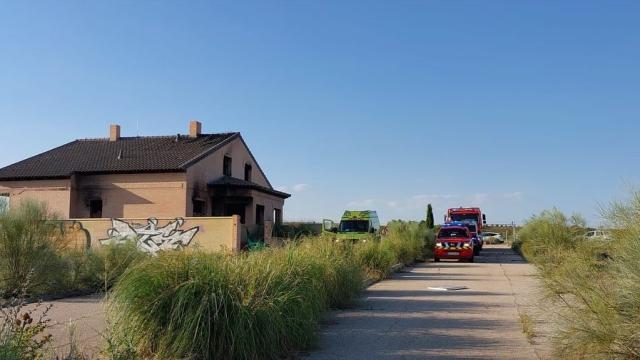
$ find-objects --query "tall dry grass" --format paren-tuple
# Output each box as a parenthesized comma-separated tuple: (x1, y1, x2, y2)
(516, 193, 640, 359)
(0, 201, 146, 297)
(106, 224, 425, 359)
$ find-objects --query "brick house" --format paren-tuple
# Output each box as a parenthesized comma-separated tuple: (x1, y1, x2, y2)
(0, 121, 289, 227)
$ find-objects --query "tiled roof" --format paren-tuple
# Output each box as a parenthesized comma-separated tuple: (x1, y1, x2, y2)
(208, 176, 290, 199)
(0, 133, 239, 180)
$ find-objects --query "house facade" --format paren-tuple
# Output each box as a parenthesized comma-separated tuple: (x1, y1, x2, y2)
(0, 121, 289, 227)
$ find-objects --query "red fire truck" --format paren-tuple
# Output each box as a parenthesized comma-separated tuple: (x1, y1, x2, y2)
(445, 207, 487, 233)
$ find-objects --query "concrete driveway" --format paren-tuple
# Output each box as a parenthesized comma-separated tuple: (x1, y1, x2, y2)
(21, 294, 106, 357)
(306, 245, 550, 360)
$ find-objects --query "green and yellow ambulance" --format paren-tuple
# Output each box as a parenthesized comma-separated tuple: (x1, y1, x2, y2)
(323, 210, 381, 241)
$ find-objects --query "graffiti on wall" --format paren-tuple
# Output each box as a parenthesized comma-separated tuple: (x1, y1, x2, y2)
(100, 217, 199, 254)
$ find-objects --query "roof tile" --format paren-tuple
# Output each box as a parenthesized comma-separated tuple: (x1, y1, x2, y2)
(0, 133, 238, 180)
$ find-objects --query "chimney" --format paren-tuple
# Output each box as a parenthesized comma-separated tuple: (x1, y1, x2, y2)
(189, 120, 201, 138)
(109, 124, 121, 141)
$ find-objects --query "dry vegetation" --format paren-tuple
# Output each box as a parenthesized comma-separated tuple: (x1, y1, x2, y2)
(514, 191, 640, 359)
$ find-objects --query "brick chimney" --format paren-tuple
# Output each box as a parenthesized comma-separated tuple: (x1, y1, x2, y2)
(189, 120, 202, 138)
(109, 124, 121, 141)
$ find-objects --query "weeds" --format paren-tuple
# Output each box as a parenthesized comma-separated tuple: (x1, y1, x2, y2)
(518, 313, 535, 345)
(0, 201, 65, 296)
(517, 192, 640, 359)
(0, 276, 54, 360)
(106, 227, 423, 359)
(0, 201, 147, 297)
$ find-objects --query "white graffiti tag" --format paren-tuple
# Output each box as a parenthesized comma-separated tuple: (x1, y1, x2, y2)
(100, 218, 199, 254)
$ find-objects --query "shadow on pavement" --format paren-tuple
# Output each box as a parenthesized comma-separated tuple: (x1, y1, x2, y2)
(306, 245, 536, 360)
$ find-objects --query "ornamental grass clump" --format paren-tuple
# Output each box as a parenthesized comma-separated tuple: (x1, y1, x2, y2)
(107, 237, 365, 360)
(384, 221, 426, 264)
(549, 193, 640, 359)
(0, 201, 66, 296)
(354, 239, 395, 280)
(515, 192, 640, 359)
(106, 227, 428, 359)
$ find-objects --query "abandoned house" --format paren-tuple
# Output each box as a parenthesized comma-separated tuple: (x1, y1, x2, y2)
(0, 121, 289, 227)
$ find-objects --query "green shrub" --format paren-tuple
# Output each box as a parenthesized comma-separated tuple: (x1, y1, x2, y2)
(108, 248, 331, 360)
(384, 221, 427, 264)
(60, 241, 147, 293)
(512, 208, 585, 266)
(519, 193, 640, 359)
(294, 237, 364, 308)
(0, 281, 54, 360)
(548, 195, 640, 359)
(0, 201, 146, 297)
(0, 201, 66, 296)
(106, 225, 428, 359)
(354, 239, 395, 280)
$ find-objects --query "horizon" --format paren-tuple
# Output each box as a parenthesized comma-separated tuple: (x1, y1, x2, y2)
(1, 0, 639, 225)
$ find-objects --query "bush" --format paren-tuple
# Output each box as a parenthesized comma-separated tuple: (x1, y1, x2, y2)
(60, 241, 147, 293)
(0, 201, 66, 296)
(385, 220, 428, 263)
(354, 239, 395, 280)
(0, 201, 147, 297)
(107, 230, 430, 360)
(512, 208, 585, 265)
(519, 194, 640, 359)
(108, 249, 325, 359)
(0, 281, 54, 360)
(548, 195, 640, 359)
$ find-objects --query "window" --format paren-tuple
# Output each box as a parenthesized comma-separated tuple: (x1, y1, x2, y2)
(274, 208, 282, 225)
(223, 156, 232, 177)
(193, 199, 206, 216)
(256, 204, 265, 225)
(244, 163, 252, 182)
(89, 199, 102, 218)
(339, 220, 369, 233)
(438, 228, 469, 239)
(0, 194, 9, 213)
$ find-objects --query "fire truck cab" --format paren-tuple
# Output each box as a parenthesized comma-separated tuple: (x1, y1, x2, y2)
(434, 224, 475, 262)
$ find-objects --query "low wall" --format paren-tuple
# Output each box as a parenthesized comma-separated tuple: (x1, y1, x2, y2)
(58, 216, 242, 254)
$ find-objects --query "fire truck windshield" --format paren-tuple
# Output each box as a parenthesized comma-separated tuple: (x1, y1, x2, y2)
(450, 213, 479, 222)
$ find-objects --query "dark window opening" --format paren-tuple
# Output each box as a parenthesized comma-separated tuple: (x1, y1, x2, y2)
(256, 204, 265, 225)
(274, 208, 282, 225)
(244, 163, 252, 182)
(89, 199, 103, 218)
(223, 156, 232, 177)
(193, 199, 206, 216)
(225, 204, 246, 224)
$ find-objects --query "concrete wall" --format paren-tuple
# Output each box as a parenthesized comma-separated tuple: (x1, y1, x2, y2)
(186, 136, 272, 216)
(0, 179, 72, 218)
(60, 215, 242, 253)
(71, 172, 187, 219)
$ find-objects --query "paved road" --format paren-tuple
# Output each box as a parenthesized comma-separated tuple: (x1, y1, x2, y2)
(23, 294, 106, 357)
(306, 245, 550, 360)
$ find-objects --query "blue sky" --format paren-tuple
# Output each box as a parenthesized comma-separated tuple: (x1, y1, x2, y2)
(1, 1, 639, 225)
